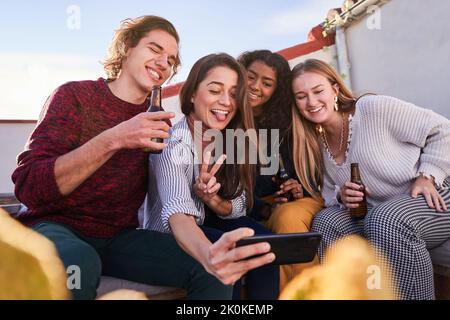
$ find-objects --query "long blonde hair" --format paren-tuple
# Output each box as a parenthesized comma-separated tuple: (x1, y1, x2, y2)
(291, 59, 356, 197)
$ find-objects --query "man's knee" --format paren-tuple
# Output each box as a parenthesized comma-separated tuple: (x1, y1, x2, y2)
(33, 223, 102, 299)
(63, 243, 102, 300)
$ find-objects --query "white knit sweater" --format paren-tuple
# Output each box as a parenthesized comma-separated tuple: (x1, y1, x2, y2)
(322, 95, 450, 207)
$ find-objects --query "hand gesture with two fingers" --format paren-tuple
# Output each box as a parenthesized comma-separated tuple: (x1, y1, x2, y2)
(194, 152, 226, 203)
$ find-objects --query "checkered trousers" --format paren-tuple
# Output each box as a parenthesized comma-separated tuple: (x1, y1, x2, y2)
(311, 178, 450, 300)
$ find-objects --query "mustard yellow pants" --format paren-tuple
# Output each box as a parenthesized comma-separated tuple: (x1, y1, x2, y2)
(265, 196, 324, 292)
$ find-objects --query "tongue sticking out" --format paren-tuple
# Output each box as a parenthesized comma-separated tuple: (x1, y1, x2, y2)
(213, 112, 227, 121)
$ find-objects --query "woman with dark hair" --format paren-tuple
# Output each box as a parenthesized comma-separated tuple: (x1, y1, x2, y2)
(238, 50, 324, 290)
(291, 58, 450, 299)
(144, 53, 279, 300)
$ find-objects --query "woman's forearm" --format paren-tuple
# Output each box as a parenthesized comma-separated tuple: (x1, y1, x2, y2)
(205, 195, 232, 216)
(169, 213, 212, 268)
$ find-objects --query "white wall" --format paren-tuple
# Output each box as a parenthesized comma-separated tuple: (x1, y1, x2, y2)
(345, 0, 450, 119)
(162, 95, 183, 125)
(288, 45, 338, 71)
(0, 123, 36, 193)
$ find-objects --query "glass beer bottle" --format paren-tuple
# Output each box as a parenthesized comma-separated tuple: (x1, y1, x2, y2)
(349, 163, 368, 219)
(144, 85, 163, 153)
(274, 154, 294, 202)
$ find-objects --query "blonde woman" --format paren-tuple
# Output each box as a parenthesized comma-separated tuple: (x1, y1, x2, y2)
(291, 58, 450, 300)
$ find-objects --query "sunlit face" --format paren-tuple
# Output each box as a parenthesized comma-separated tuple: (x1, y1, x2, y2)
(190, 66, 238, 130)
(246, 60, 277, 109)
(292, 71, 339, 125)
(121, 29, 179, 96)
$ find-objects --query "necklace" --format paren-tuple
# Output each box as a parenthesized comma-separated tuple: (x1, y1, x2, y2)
(319, 112, 346, 159)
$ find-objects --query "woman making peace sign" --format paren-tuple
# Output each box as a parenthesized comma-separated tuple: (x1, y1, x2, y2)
(144, 53, 279, 300)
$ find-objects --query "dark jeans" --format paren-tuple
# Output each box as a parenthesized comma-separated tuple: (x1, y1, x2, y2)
(201, 215, 280, 300)
(32, 221, 232, 300)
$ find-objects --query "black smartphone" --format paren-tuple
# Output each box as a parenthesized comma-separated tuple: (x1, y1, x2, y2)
(236, 232, 322, 265)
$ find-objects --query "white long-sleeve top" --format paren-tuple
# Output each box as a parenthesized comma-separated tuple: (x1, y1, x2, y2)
(322, 95, 450, 207)
(144, 117, 247, 233)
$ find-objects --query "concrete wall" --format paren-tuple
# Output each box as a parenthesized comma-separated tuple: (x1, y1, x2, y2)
(0, 123, 36, 193)
(288, 44, 338, 71)
(345, 0, 450, 119)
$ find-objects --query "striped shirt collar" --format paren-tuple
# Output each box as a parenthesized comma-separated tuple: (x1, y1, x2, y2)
(170, 116, 200, 164)
(170, 116, 193, 145)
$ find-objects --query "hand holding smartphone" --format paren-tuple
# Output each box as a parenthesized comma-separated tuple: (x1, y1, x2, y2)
(236, 232, 322, 265)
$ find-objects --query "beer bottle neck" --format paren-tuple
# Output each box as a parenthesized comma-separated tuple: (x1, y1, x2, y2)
(350, 163, 361, 181)
(279, 154, 286, 171)
(150, 87, 161, 107)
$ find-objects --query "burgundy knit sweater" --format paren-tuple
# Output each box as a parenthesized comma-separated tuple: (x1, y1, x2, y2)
(12, 78, 150, 238)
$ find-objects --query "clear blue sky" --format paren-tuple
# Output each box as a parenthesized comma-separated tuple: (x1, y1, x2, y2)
(0, 0, 342, 119)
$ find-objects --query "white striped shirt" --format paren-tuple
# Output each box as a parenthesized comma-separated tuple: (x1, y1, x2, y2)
(144, 117, 247, 233)
(322, 95, 450, 207)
